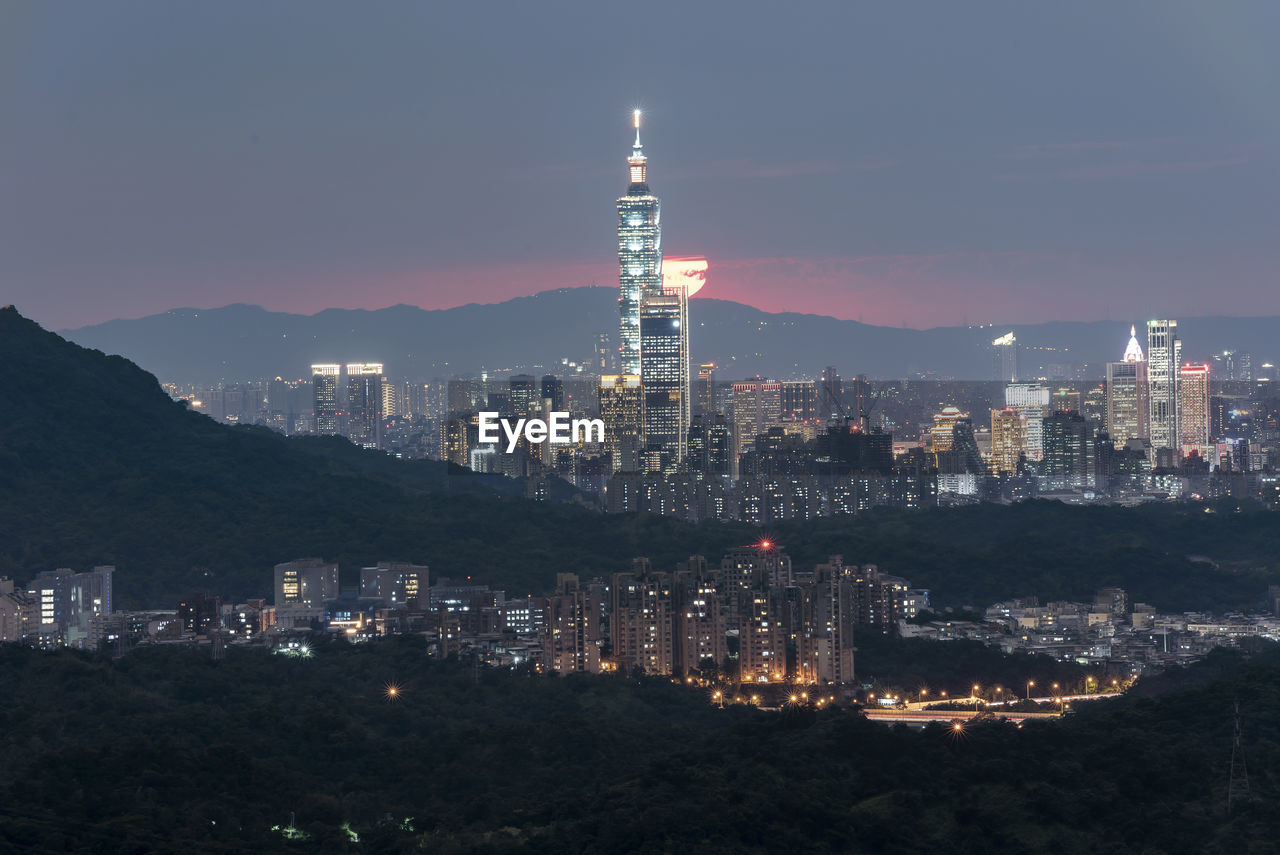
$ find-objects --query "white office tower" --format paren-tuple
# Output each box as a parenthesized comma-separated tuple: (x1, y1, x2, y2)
(1146, 320, 1181, 455)
(1004, 383, 1051, 461)
(1105, 325, 1149, 447)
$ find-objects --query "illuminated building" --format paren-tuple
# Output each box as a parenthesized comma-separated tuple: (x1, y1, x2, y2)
(359, 562, 428, 607)
(732, 380, 782, 456)
(26, 566, 113, 649)
(440, 416, 472, 467)
(781, 380, 818, 421)
(1105, 326, 1149, 447)
(992, 331, 1017, 382)
(273, 559, 339, 609)
(696, 362, 716, 416)
(928, 406, 967, 453)
(508, 374, 538, 418)
(796, 557, 858, 685)
(598, 374, 644, 472)
(1179, 363, 1211, 453)
(346, 363, 384, 448)
(543, 574, 602, 674)
(380, 381, 400, 420)
(610, 563, 675, 675)
(1146, 320, 1182, 455)
(639, 293, 687, 472)
(1004, 383, 1051, 461)
(311, 364, 341, 435)
(686, 413, 732, 475)
(989, 407, 1028, 475)
(540, 374, 564, 411)
(820, 367, 843, 421)
(1042, 411, 1097, 489)
(617, 110, 662, 376)
(737, 588, 786, 683)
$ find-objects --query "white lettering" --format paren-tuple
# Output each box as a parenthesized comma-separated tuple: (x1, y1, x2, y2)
(486, 413, 601, 452)
(502, 418, 526, 453)
(549, 411, 570, 443)
(573, 418, 605, 443)
(525, 419, 548, 444)
(478, 412, 501, 444)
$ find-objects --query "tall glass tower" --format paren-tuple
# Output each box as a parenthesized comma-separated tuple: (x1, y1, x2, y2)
(1146, 319, 1181, 455)
(617, 110, 662, 376)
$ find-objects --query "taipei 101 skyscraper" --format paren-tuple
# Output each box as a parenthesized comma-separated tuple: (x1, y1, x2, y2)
(617, 110, 662, 375)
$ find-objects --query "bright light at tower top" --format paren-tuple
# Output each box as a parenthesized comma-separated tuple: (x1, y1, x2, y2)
(633, 109, 641, 129)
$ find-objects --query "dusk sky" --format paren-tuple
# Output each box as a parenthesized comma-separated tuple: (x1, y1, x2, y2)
(2, 1, 1278, 331)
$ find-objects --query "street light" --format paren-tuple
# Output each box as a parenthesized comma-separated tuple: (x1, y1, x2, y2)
(1026, 680, 1035, 701)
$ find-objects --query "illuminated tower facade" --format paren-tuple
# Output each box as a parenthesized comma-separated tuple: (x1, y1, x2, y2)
(639, 294, 686, 471)
(1105, 325, 1149, 447)
(989, 407, 1027, 475)
(346, 362, 384, 448)
(991, 332, 1017, 382)
(599, 374, 644, 473)
(311, 364, 341, 435)
(618, 110, 662, 375)
(1178, 363, 1210, 452)
(1005, 383, 1051, 461)
(1146, 320, 1181, 455)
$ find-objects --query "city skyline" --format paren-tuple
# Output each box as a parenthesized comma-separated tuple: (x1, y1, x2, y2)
(4, 2, 1280, 331)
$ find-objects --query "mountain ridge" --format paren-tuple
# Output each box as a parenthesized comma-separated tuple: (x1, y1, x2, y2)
(56, 287, 1280, 384)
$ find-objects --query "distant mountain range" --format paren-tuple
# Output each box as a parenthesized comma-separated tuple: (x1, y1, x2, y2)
(61, 287, 1279, 384)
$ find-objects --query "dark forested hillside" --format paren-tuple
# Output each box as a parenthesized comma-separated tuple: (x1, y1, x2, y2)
(2, 306, 1278, 611)
(0, 640, 1276, 854)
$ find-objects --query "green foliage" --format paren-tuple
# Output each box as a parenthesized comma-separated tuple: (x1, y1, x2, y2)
(0, 640, 1277, 853)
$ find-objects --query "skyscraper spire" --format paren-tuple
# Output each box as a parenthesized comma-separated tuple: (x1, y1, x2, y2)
(1123, 324, 1144, 362)
(627, 110, 648, 187)
(618, 111, 662, 375)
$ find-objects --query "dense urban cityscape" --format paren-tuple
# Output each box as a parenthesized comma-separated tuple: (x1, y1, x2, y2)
(4, 4, 1280, 852)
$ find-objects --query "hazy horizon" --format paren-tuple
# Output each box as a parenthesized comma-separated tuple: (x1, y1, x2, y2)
(46, 283, 1280, 336)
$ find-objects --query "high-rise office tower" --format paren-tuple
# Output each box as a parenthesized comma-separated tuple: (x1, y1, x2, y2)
(696, 363, 716, 416)
(380, 380, 401, 421)
(311, 364, 341, 435)
(819, 366, 843, 421)
(732, 380, 783, 455)
(508, 374, 539, 418)
(1146, 320, 1181, 454)
(540, 374, 564, 412)
(686, 413, 732, 476)
(1105, 325, 1149, 447)
(1005, 383, 1051, 461)
(617, 110, 662, 376)
(346, 363, 384, 447)
(928, 406, 967, 454)
(847, 374, 872, 427)
(990, 407, 1028, 475)
(1179, 363, 1211, 451)
(1042, 411, 1097, 490)
(599, 374, 644, 473)
(639, 294, 687, 471)
(992, 332, 1017, 382)
(781, 380, 818, 421)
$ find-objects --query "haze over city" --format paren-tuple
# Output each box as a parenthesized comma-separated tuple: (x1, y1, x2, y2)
(4, 1, 1278, 330)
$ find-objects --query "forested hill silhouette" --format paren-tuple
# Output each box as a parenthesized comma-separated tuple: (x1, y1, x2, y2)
(60, 288, 1280, 384)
